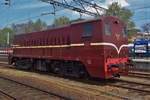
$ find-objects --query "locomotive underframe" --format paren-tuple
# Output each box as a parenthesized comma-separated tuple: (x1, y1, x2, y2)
(9, 56, 90, 79)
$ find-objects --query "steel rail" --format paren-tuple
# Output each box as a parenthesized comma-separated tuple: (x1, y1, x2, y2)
(0, 89, 17, 100)
(129, 72, 150, 76)
(127, 73, 150, 80)
(0, 76, 70, 100)
(108, 79, 150, 94)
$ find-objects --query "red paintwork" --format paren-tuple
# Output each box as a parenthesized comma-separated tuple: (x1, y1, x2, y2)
(11, 16, 129, 79)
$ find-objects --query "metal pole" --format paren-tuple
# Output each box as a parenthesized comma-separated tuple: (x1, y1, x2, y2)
(7, 32, 10, 46)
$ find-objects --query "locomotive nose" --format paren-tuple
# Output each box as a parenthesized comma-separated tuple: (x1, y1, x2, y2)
(108, 64, 120, 77)
(108, 62, 127, 78)
(108, 64, 119, 72)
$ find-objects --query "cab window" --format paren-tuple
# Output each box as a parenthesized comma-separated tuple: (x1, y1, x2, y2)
(104, 23, 112, 35)
(82, 23, 93, 37)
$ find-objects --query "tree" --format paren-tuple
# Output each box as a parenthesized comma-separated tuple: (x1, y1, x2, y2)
(33, 19, 47, 31)
(11, 19, 47, 34)
(106, 2, 136, 37)
(26, 20, 34, 33)
(53, 16, 70, 26)
(0, 27, 14, 47)
(142, 23, 150, 33)
(106, 3, 133, 26)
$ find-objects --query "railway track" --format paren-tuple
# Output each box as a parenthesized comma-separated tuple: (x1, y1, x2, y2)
(0, 62, 132, 100)
(128, 71, 150, 79)
(0, 54, 8, 62)
(108, 79, 150, 94)
(0, 89, 17, 100)
(0, 74, 131, 100)
(0, 76, 69, 100)
(0, 62, 149, 99)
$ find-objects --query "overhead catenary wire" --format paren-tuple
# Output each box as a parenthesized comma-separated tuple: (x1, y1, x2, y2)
(41, 0, 106, 17)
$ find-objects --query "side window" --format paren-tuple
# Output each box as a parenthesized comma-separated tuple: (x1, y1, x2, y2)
(39, 39, 41, 45)
(42, 39, 44, 45)
(62, 37, 65, 45)
(67, 36, 71, 45)
(50, 37, 52, 45)
(36, 39, 38, 46)
(82, 23, 93, 37)
(54, 37, 57, 45)
(46, 38, 49, 45)
(58, 37, 60, 45)
(33, 40, 36, 46)
(104, 23, 112, 35)
(122, 27, 127, 37)
(26, 40, 28, 46)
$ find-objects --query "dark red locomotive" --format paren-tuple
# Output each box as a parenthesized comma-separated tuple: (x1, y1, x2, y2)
(9, 16, 129, 79)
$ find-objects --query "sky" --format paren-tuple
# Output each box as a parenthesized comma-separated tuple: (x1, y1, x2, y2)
(0, 0, 150, 30)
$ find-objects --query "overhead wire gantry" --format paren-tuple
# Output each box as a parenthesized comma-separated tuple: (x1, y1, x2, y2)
(40, 0, 107, 17)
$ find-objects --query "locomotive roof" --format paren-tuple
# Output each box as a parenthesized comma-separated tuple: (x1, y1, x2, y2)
(70, 17, 101, 25)
(15, 16, 121, 38)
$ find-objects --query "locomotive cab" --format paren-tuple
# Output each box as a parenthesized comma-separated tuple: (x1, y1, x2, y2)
(102, 16, 129, 78)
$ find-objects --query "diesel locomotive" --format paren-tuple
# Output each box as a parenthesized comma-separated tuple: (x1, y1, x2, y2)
(9, 16, 129, 79)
